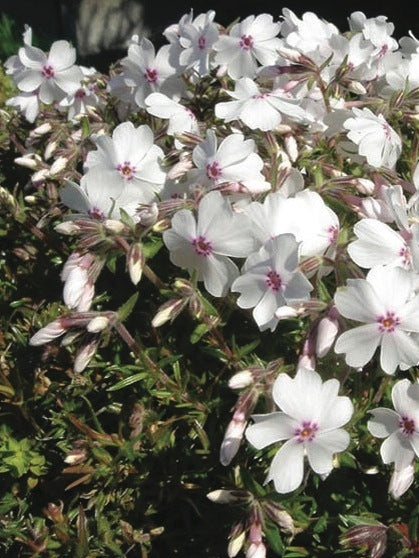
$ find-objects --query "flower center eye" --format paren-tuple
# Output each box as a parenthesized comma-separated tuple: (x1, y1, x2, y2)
(75, 88, 86, 99)
(88, 206, 105, 221)
(265, 270, 282, 292)
(206, 161, 222, 181)
(240, 34, 254, 50)
(377, 311, 400, 333)
(381, 122, 392, 139)
(145, 67, 158, 83)
(42, 64, 55, 79)
(327, 225, 339, 244)
(398, 244, 411, 268)
(295, 420, 318, 443)
(116, 161, 136, 180)
(198, 35, 206, 50)
(192, 235, 212, 256)
(399, 416, 415, 436)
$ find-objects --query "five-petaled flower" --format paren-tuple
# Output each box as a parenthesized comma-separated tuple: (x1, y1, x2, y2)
(245, 367, 353, 494)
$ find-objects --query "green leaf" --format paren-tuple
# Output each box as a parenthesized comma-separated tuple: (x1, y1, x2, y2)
(264, 520, 285, 555)
(190, 322, 210, 344)
(117, 292, 139, 322)
(107, 372, 147, 391)
(142, 238, 163, 259)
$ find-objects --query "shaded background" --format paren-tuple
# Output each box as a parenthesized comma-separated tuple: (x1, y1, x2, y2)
(1, 0, 418, 70)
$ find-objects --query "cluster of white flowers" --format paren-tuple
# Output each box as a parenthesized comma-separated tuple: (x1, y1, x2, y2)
(4, 7, 419, 557)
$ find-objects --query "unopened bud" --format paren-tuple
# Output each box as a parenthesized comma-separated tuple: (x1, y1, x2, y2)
(138, 203, 159, 227)
(127, 242, 145, 285)
(263, 502, 295, 534)
(14, 154, 40, 169)
(87, 316, 109, 333)
(31, 122, 52, 136)
(346, 80, 367, 95)
(32, 169, 49, 184)
(151, 298, 187, 327)
(284, 133, 298, 162)
(49, 156, 68, 176)
(389, 463, 415, 500)
(30, 319, 66, 346)
(55, 221, 81, 235)
(228, 370, 254, 390)
(103, 219, 125, 234)
(206, 489, 248, 504)
(44, 140, 58, 160)
(74, 335, 100, 373)
(220, 414, 247, 466)
(315, 308, 340, 358)
(64, 448, 87, 465)
(228, 524, 246, 558)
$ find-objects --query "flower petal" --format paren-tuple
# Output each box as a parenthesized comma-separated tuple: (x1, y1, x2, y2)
(367, 408, 400, 438)
(266, 439, 305, 494)
(245, 412, 296, 450)
(306, 429, 350, 475)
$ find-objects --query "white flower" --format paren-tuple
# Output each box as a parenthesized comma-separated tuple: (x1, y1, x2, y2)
(144, 92, 199, 140)
(12, 40, 83, 104)
(118, 38, 182, 108)
(189, 130, 271, 195)
(162, 190, 257, 297)
(244, 189, 339, 258)
(83, 121, 166, 204)
(367, 378, 419, 472)
(343, 108, 402, 170)
(334, 266, 419, 374)
(213, 14, 282, 79)
(177, 10, 220, 76)
(215, 77, 308, 131)
(388, 462, 415, 499)
(231, 234, 313, 332)
(245, 367, 353, 494)
(347, 218, 413, 270)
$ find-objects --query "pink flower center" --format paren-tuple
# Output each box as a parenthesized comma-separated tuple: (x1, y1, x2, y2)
(145, 67, 158, 83)
(192, 235, 213, 256)
(327, 225, 339, 244)
(294, 420, 318, 443)
(206, 161, 222, 181)
(381, 122, 392, 139)
(240, 34, 254, 50)
(198, 35, 206, 50)
(42, 64, 55, 79)
(75, 88, 86, 99)
(378, 43, 389, 57)
(116, 161, 136, 180)
(377, 311, 400, 333)
(398, 244, 411, 268)
(252, 93, 268, 100)
(399, 416, 415, 436)
(265, 269, 282, 292)
(88, 206, 105, 220)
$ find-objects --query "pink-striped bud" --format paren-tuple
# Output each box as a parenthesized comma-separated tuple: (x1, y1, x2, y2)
(219, 413, 247, 466)
(228, 523, 246, 558)
(29, 319, 66, 346)
(127, 242, 145, 285)
(228, 370, 254, 390)
(74, 335, 100, 373)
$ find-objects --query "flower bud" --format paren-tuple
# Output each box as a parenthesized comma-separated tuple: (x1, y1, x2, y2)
(29, 319, 66, 346)
(220, 413, 247, 466)
(31, 122, 52, 136)
(49, 156, 68, 177)
(228, 524, 246, 558)
(103, 219, 125, 234)
(151, 298, 187, 327)
(127, 242, 145, 285)
(55, 221, 81, 235)
(315, 308, 339, 358)
(14, 154, 40, 169)
(138, 203, 159, 227)
(44, 140, 58, 160)
(228, 370, 254, 390)
(87, 316, 109, 333)
(64, 448, 87, 465)
(206, 489, 248, 505)
(388, 463, 414, 500)
(74, 334, 100, 373)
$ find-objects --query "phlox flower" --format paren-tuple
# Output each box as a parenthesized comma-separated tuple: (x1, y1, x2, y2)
(83, 121, 166, 204)
(213, 14, 282, 79)
(162, 190, 257, 297)
(59, 178, 143, 222)
(231, 234, 313, 332)
(11, 40, 83, 104)
(189, 129, 271, 195)
(243, 189, 339, 258)
(117, 38, 183, 108)
(245, 367, 353, 494)
(176, 10, 220, 76)
(343, 108, 402, 170)
(334, 266, 419, 374)
(347, 218, 416, 271)
(367, 378, 419, 475)
(215, 77, 308, 131)
(144, 92, 199, 141)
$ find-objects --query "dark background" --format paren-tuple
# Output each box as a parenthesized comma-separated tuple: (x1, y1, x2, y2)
(1, 0, 418, 70)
